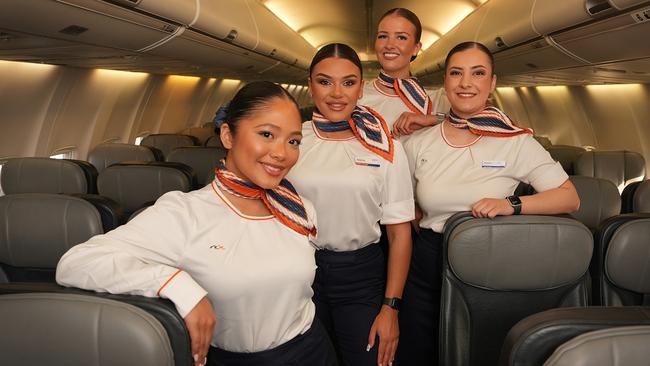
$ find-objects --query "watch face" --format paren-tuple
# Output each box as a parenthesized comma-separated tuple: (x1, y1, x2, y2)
(508, 196, 522, 206)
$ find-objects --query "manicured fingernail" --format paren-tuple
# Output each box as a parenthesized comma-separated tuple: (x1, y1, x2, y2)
(193, 354, 199, 362)
(366, 344, 371, 352)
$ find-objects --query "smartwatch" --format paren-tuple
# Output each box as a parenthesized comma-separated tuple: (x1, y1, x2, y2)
(506, 195, 522, 215)
(383, 297, 402, 311)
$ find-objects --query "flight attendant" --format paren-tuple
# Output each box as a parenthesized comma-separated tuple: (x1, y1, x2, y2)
(56, 81, 338, 366)
(287, 43, 414, 366)
(360, 7, 446, 138)
(398, 41, 580, 365)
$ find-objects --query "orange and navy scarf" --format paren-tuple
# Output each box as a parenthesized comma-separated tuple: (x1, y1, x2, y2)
(447, 106, 533, 137)
(214, 160, 317, 237)
(313, 105, 394, 162)
(377, 70, 432, 116)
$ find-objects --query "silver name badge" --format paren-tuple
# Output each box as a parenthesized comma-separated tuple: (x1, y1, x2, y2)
(482, 160, 506, 168)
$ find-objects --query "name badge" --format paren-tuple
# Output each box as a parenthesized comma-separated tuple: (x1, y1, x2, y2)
(482, 160, 506, 168)
(355, 156, 381, 168)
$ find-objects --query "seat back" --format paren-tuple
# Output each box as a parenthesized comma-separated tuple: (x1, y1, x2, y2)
(1, 157, 97, 194)
(166, 146, 226, 186)
(441, 213, 593, 366)
(593, 214, 650, 306)
(544, 325, 650, 366)
(97, 162, 195, 217)
(88, 143, 161, 173)
(179, 127, 216, 146)
(0, 292, 175, 366)
(569, 175, 621, 231)
(500, 306, 650, 366)
(0, 194, 103, 282)
(574, 150, 646, 192)
(547, 145, 586, 175)
(633, 180, 650, 213)
(204, 135, 223, 147)
(533, 136, 553, 149)
(141, 134, 199, 158)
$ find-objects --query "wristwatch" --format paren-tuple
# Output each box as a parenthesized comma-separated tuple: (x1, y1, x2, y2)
(383, 297, 402, 311)
(506, 195, 522, 215)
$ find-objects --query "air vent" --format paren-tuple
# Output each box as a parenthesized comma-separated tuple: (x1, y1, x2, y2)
(225, 29, 238, 42)
(631, 7, 650, 23)
(59, 25, 89, 36)
(585, 0, 612, 15)
(526, 63, 538, 69)
(495, 36, 506, 48)
(162, 24, 176, 33)
(107, 0, 141, 6)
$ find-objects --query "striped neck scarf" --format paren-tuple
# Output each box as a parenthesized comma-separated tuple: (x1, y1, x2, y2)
(447, 106, 533, 137)
(312, 105, 394, 162)
(214, 160, 316, 237)
(377, 70, 432, 115)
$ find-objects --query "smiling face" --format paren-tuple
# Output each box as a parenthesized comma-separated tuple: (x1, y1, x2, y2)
(220, 97, 302, 189)
(308, 57, 363, 122)
(444, 47, 497, 118)
(375, 15, 422, 78)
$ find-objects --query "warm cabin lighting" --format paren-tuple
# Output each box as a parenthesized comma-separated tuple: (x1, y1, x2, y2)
(0, 60, 57, 71)
(438, 3, 476, 36)
(263, 1, 319, 49)
(420, 34, 440, 52)
(168, 75, 201, 82)
(585, 83, 642, 91)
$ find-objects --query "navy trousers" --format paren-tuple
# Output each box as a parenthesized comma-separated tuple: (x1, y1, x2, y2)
(395, 229, 443, 366)
(207, 319, 337, 366)
(313, 244, 386, 366)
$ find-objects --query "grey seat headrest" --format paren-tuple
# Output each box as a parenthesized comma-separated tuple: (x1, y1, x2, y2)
(88, 143, 157, 173)
(634, 180, 650, 213)
(166, 146, 226, 186)
(606, 218, 650, 294)
(569, 175, 621, 230)
(547, 145, 585, 174)
(1, 157, 89, 194)
(0, 292, 174, 366)
(575, 151, 646, 192)
(543, 325, 650, 366)
(98, 162, 193, 214)
(0, 194, 103, 268)
(141, 134, 198, 157)
(448, 216, 593, 290)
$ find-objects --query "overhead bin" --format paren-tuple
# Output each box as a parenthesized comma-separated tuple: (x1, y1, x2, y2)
(0, 0, 178, 52)
(111, 0, 199, 26)
(608, 0, 650, 10)
(190, 1, 314, 70)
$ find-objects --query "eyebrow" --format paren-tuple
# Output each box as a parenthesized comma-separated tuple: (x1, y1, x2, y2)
(448, 65, 487, 70)
(256, 123, 303, 136)
(314, 73, 358, 79)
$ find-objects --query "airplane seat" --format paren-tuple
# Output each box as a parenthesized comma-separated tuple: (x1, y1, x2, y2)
(166, 146, 226, 187)
(632, 180, 650, 213)
(533, 135, 553, 149)
(88, 142, 161, 174)
(67, 193, 124, 232)
(546, 145, 586, 175)
(621, 181, 642, 213)
(0, 193, 103, 283)
(1, 157, 97, 195)
(179, 126, 216, 146)
(544, 325, 650, 366)
(97, 162, 196, 219)
(141, 134, 200, 159)
(0, 290, 189, 366)
(204, 135, 223, 148)
(574, 150, 646, 192)
(441, 212, 593, 366)
(300, 105, 316, 122)
(568, 176, 621, 232)
(499, 306, 650, 366)
(592, 214, 650, 306)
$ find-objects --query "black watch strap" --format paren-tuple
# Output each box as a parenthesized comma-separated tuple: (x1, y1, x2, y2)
(383, 297, 401, 310)
(507, 195, 522, 215)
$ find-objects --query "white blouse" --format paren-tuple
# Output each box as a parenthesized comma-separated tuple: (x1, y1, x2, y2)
(286, 122, 414, 251)
(403, 124, 569, 232)
(57, 183, 317, 353)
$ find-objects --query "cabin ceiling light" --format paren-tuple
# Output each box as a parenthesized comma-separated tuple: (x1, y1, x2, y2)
(262, 0, 318, 49)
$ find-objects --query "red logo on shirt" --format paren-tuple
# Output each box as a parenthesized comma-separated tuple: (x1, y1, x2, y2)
(210, 244, 225, 250)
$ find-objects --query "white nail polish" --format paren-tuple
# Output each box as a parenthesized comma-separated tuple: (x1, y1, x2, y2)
(193, 354, 199, 362)
(366, 344, 371, 352)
